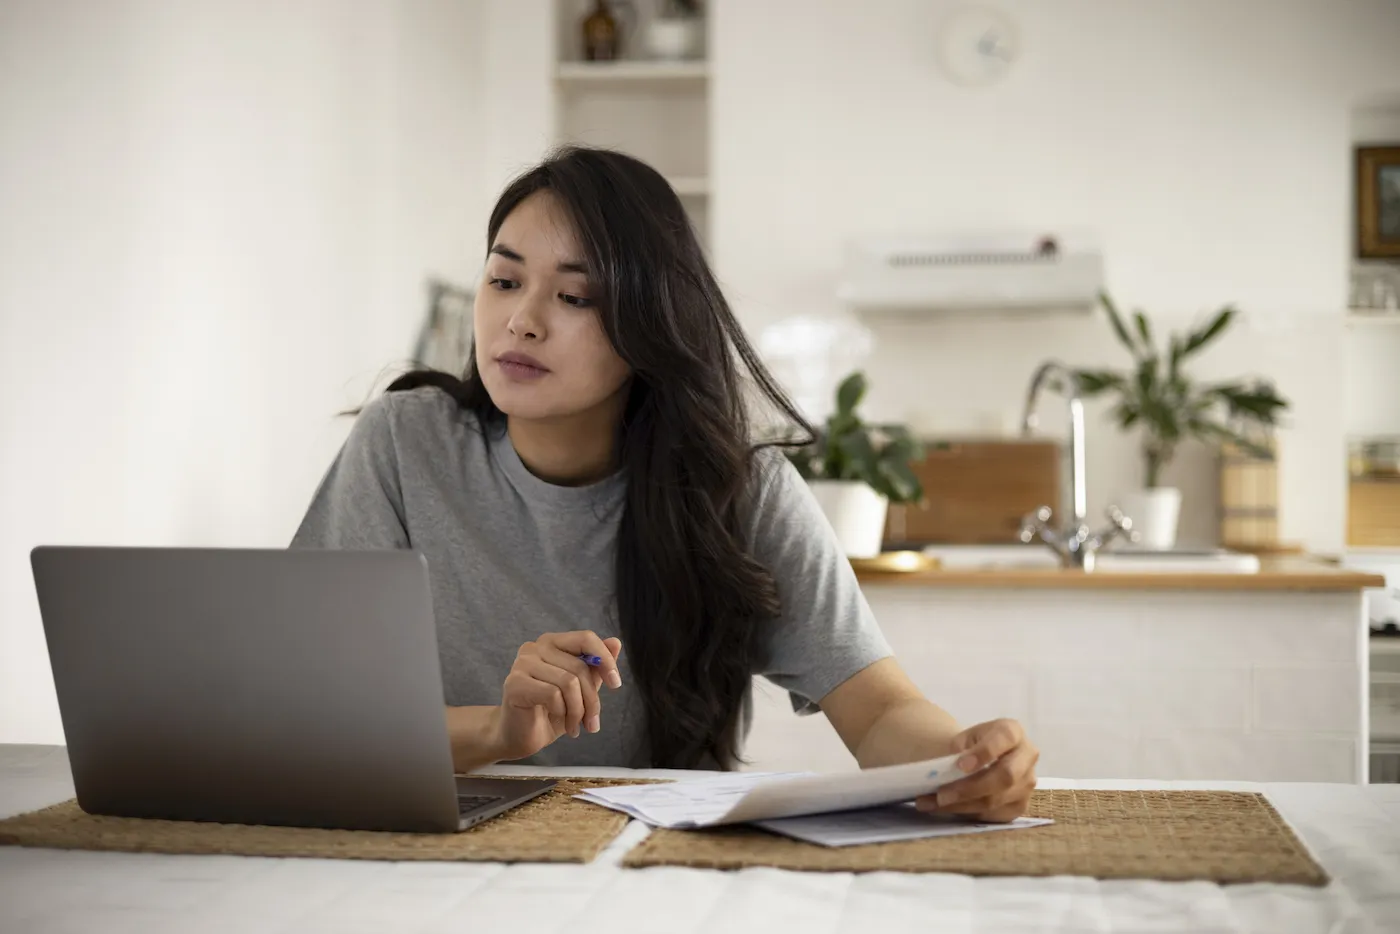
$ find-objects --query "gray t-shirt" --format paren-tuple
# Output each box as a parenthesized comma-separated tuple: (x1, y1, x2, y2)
(291, 386, 891, 767)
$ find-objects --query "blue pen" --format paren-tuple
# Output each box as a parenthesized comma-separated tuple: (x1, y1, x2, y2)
(579, 652, 623, 691)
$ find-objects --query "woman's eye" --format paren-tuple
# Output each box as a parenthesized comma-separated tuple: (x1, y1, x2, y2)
(559, 293, 593, 308)
(489, 277, 519, 291)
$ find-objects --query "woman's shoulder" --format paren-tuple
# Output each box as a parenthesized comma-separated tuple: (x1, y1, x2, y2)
(377, 383, 476, 425)
(747, 443, 793, 488)
(352, 384, 485, 458)
(744, 444, 810, 518)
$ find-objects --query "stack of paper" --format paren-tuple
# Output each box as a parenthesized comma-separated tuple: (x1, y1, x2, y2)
(576, 772, 805, 829)
(574, 753, 1054, 846)
(755, 805, 1052, 848)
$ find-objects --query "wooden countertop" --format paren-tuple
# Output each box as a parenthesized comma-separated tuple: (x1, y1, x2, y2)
(853, 557, 1387, 592)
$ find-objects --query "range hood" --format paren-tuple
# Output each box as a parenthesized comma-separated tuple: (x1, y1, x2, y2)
(836, 232, 1104, 316)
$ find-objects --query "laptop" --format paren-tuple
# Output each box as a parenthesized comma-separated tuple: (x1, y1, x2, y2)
(29, 546, 555, 833)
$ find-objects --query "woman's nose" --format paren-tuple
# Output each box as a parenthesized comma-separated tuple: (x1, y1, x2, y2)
(507, 291, 547, 340)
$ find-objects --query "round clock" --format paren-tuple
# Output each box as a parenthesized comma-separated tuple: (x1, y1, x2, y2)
(936, 4, 1020, 87)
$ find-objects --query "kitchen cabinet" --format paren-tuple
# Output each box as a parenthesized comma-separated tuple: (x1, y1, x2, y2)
(741, 560, 1381, 783)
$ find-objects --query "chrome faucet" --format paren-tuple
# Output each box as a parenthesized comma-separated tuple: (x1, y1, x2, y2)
(1019, 360, 1137, 571)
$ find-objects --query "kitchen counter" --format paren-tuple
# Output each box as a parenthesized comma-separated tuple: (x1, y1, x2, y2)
(853, 556, 1386, 592)
(746, 551, 1378, 784)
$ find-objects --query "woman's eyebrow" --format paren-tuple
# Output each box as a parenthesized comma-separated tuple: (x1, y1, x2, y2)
(489, 243, 587, 275)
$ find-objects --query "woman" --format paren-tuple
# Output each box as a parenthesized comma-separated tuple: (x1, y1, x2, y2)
(293, 146, 1038, 822)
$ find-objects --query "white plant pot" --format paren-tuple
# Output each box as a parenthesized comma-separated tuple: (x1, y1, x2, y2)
(1119, 487, 1182, 550)
(808, 480, 889, 558)
(645, 18, 703, 60)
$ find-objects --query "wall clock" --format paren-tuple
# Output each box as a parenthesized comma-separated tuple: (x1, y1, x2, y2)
(937, 4, 1020, 87)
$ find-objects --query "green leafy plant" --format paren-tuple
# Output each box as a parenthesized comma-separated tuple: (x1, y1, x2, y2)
(785, 371, 925, 503)
(1069, 292, 1289, 489)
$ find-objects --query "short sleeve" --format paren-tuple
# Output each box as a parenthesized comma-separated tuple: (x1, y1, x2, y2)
(747, 450, 893, 714)
(291, 396, 410, 550)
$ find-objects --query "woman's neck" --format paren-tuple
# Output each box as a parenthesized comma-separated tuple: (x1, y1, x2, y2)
(506, 406, 624, 487)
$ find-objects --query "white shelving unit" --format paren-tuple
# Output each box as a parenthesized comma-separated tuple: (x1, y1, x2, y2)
(554, 60, 709, 85)
(552, 1, 711, 249)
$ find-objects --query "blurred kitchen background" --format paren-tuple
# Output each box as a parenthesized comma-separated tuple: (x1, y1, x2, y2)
(3, 1, 1400, 778)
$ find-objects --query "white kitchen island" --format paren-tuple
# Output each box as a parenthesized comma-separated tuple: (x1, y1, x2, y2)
(744, 555, 1384, 783)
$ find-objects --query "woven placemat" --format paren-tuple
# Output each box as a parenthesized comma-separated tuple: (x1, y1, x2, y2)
(623, 789, 1330, 885)
(0, 778, 652, 864)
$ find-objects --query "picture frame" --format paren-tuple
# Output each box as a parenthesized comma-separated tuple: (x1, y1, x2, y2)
(412, 278, 475, 375)
(1356, 145, 1400, 259)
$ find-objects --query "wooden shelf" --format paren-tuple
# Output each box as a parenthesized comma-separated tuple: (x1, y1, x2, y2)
(555, 60, 708, 86)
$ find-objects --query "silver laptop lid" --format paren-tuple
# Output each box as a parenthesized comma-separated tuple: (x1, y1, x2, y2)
(30, 546, 461, 833)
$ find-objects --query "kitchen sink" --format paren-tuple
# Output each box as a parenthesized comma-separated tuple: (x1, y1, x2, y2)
(919, 545, 1261, 574)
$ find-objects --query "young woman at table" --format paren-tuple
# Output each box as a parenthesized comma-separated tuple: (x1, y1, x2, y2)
(293, 146, 1038, 822)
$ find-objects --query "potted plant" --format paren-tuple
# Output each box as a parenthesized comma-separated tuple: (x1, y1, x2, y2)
(786, 371, 925, 558)
(1068, 292, 1289, 549)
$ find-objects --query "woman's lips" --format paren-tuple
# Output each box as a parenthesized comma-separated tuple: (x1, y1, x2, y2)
(496, 353, 549, 381)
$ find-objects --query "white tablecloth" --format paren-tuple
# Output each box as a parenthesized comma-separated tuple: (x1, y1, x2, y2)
(2, 745, 1398, 934)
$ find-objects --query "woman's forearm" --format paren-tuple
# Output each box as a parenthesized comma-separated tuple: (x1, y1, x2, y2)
(853, 697, 962, 769)
(444, 705, 505, 774)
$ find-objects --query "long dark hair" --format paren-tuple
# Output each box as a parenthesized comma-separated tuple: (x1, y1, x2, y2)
(388, 146, 812, 768)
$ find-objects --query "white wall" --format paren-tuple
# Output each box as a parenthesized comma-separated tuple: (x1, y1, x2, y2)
(482, 0, 555, 199)
(712, 0, 1400, 551)
(0, 0, 487, 744)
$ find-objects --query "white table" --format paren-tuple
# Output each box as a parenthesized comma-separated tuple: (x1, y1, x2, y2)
(2, 746, 1399, 934)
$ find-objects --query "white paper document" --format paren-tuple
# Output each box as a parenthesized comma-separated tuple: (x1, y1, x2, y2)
(574, 753, 979, 829)
(756, 804, 1053, 847)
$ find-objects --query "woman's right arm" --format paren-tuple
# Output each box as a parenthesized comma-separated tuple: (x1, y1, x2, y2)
(291, 397, 410, 551)
(292, 399, 512, 766)
(453, 632, 624, 773)
(445, 706, 508, 773)
(291, 399, 623, 771)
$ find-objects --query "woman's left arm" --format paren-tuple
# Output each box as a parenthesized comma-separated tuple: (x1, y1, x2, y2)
(820, 657, 1039, 823)
(745, 451, 1038, 822)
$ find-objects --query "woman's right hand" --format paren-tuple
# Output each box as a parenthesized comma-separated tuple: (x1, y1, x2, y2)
(490, 631, 623, 762)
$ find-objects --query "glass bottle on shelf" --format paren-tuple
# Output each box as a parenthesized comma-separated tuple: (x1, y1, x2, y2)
(582, 1, 631, 61)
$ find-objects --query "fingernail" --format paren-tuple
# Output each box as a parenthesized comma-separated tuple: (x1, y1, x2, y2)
(607, 671, 622, 689)
(570, 725, 579, 739)
(586, 715, 600, 734)
(937, 789, 954, 808)
(957, 755, 978, 772)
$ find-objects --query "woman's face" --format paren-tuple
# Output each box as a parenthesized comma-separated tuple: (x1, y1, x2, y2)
(475, 191, 631, 422)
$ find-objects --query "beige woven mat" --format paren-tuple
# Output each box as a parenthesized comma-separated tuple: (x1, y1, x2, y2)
(0, 778, 651, 864)
(623, 789, 1330, 885)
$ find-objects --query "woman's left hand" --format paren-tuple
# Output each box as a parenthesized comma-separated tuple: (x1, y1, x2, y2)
(915, 718, 1039, 823)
